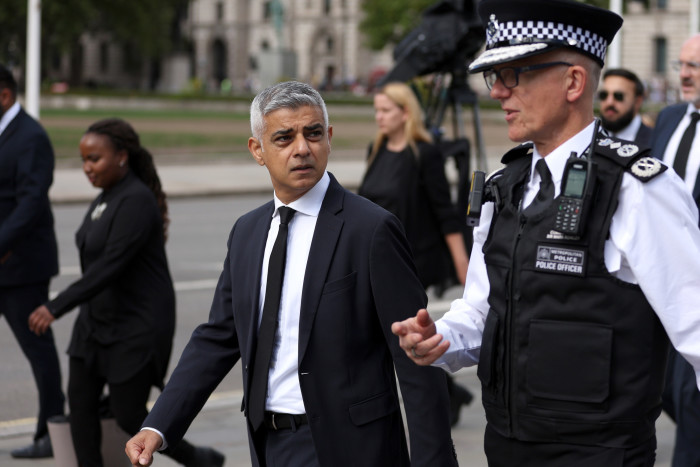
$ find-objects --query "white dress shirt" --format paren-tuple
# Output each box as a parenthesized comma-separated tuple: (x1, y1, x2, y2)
(609, 114, 642, 143)
(434, 121, 700, 390)
(0, 101, 20, 135)
(661, 103, 700, 191)
(261, 171, 330, 414)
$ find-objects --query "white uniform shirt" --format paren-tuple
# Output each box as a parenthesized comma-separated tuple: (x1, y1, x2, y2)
(434, 121, 700, 390)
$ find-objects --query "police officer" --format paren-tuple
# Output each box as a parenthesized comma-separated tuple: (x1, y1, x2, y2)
(392, 0, 700, 465)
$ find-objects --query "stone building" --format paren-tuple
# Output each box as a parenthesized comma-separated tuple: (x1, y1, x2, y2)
(43, 0, 700, 99)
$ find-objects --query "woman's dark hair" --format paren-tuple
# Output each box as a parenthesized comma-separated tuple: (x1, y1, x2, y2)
(86, 118, 170, 240)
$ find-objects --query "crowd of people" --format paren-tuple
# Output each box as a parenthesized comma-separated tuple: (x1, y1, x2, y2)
(3, 0, 700, 466)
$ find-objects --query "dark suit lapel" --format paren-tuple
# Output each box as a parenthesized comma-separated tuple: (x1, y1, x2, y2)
(0, 109, 23, 152)
(244, 203, 275, 372)
(298, 176, 344, 360)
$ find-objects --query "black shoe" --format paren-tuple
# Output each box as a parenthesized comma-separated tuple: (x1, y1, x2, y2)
(10, 434, 53, 459)
(449, 383, 474, 427)
(188, 446, 225, 467)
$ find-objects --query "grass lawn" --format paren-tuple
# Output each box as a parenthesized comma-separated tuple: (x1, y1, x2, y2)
(40, 106, 376, 166)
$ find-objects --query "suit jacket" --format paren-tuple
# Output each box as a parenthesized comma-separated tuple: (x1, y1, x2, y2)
(634, 122, 653, 147)
(48, 173, 175, 387)
(144, 174, 456, 466)
(0, 108, 58, 286)
(650, 103, 700, 206)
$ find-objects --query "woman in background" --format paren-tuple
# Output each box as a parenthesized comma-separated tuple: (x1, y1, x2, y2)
(358, 81, 473, 425)
(28, 119, 223, 467)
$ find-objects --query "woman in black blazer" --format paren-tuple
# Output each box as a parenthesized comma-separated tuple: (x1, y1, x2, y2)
(28, 119, 223, 467)
(358, 82, 473, 425)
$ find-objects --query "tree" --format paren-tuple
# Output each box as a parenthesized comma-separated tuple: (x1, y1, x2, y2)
(0, 0, 190, 84)
(360, 0, 436, 50)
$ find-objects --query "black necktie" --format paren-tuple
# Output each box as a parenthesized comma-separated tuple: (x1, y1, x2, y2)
(248, 206, 296, 431)
(673, 112, 700, 180)
(524, 158, 554, 216)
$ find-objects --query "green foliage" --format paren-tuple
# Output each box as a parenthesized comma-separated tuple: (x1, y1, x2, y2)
(0, 0, 189, 68)
(359, 0, 436, 50)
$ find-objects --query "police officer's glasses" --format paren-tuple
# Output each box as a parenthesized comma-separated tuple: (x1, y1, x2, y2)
(671, 60, 700, 72)
(598, 90, 625, 102)
(483, 62, 574, 91)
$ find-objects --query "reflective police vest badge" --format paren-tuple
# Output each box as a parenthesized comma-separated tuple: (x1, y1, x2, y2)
(534, 245, 586, 276)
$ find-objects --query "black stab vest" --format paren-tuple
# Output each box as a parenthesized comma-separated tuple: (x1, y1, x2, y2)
(478, 142, 669, 448)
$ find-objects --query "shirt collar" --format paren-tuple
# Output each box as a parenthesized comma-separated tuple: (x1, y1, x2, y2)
(531, 120, 597, 184)
(273, 171, 330, 218)
(611, 114, 642, 142)
(0, 102, 21, 135)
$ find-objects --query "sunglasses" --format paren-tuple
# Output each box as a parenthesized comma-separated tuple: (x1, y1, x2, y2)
(598, 90, 625, 102)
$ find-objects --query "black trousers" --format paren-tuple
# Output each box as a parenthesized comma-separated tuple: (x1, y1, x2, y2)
(0, 282, 65, 440)
(68, 356, 151, 467)
(662, 347, 700, 467)
(484, 424, 656, 467)
(252, 423, 320, 467)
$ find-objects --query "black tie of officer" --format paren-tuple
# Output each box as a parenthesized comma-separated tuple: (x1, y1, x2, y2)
(673, 112, 700, 181)
(525, 158, 554, 216)
(249, 206, 296, 431)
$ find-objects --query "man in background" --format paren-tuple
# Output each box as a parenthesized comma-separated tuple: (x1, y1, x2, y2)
(599, 68, 652, 145)
(650, 33, 700, 467)
(0, 64, 64, 459)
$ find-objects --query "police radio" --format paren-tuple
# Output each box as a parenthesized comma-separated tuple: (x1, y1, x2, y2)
(554, 152, 596, 236)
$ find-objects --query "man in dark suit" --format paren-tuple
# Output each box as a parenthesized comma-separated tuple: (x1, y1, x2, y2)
(650, 33, 700, 467)
(598, 68, 652, 146)
(125, 81, 457, 467)
(0, 64, 64, 458)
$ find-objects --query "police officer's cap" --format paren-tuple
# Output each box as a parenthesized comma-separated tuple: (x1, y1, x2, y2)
(469, 0, 623, 74)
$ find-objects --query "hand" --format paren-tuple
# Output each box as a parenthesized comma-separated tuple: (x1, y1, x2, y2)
(391, 309, 450, 365)
(28, 305, 55, 336)
(125, 430, 162, 466)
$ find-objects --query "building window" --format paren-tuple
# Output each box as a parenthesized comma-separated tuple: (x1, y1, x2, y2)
(327, 37, 334, 52)
(656, 0, 667, 10)
(99, 42, 109, 73)
(261, 40, 270, 50)
(264, 1, 271, 20)
(654, 36, 667, 74)
(324, 0, 331, 15)
(216, 2, 224, 21)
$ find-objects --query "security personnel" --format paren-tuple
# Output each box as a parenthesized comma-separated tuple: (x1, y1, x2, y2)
(392, 0, 700, 465)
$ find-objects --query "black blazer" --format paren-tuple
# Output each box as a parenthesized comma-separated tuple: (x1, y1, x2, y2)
(143, 174, 456, 466)
(650, 103, 700, 205)
(0, 108, 58, 286)
(634, 122, 653, 147)
(359, 141, 463, 290)
(48, 173, 175, 387)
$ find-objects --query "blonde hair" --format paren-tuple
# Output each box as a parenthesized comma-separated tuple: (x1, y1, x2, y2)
(368, 82, 432, 165)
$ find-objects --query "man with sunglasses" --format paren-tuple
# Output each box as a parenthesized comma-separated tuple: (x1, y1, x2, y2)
(599, 68, 652, 146)
(650, 33, 700, 467)
(393, 0, 700, 465)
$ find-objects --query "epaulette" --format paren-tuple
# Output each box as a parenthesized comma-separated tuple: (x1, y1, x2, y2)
(594, 136, 667, 182)
(501, 142, 534, 164)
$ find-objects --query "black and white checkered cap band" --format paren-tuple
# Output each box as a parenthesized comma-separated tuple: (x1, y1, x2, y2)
(474, 20, 607, 68)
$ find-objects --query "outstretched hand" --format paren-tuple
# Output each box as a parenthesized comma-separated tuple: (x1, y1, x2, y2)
(125, 430, 162, 466)
(28, 305, 55, 336)
(391, 308, 449, 365)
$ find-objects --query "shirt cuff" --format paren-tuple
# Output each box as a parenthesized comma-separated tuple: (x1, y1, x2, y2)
(140, 427, 167, 451)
